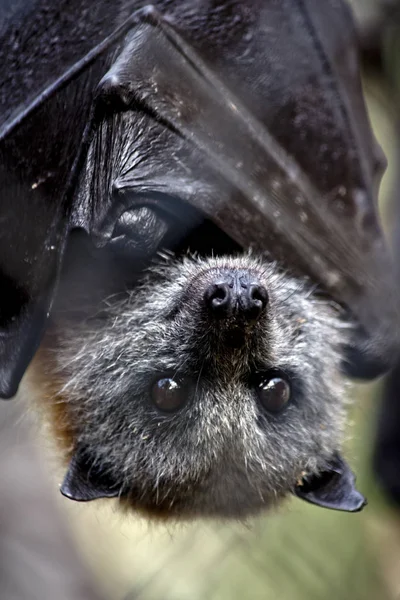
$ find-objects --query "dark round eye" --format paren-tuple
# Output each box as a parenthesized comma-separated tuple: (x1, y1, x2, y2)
(151, 378, 187, 413)
(256, 377, 291, 413)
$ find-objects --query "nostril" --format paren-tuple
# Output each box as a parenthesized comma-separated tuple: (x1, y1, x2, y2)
(204, 282, 231, 314)
(248, 284, 269, 316)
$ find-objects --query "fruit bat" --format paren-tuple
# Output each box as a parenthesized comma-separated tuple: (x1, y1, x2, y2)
(0, 0, 396, 518)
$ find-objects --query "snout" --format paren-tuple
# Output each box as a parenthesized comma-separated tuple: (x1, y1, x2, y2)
(203, 270, 268, 322)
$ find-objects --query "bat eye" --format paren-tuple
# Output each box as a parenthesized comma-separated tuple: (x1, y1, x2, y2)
(256, 376, 291, 413)
(151, 378, 187, 413)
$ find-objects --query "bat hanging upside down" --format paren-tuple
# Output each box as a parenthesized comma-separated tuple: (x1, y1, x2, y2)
(29, 230, 366, 520)
(2, 0, 395, 521)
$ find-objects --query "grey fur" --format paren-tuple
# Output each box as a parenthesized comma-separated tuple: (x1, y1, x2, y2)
(44, 252, 349, 519)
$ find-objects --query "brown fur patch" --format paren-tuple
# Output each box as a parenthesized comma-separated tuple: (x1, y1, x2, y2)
(27, 342, 76, 462)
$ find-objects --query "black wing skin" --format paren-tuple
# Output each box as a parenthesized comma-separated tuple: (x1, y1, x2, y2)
(0, 0, 142, 397)
(0, 0, 397, 398)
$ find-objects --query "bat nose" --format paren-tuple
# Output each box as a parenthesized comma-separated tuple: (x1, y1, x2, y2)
(204, 273, 268, 321)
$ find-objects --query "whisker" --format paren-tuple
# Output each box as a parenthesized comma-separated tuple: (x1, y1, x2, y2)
(194, 359, 205, 402)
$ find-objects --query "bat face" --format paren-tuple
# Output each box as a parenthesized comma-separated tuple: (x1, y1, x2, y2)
(31, 239, 364, 519)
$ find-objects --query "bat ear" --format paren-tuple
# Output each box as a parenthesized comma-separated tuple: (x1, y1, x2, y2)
(341, 323, 393, 380)
(294, 453, 367, 513)
(60, 451, 121, 502)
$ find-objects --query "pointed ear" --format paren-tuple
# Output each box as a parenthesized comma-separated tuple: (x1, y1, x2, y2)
(294, 453, 367, 513)
(60, 451, 122, 502)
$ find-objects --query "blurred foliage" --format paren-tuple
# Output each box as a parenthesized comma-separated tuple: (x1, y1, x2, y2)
(348, 0, 383, 25)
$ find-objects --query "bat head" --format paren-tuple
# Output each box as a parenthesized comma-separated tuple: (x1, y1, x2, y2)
(31, 238, 365, 519)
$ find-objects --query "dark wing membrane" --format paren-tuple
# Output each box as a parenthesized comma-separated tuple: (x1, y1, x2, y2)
(89, 5, 398, 371)
(0, 0, 129, 397)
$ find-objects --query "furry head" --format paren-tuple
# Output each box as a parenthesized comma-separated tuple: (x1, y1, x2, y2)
(30, 245, 365, 519)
